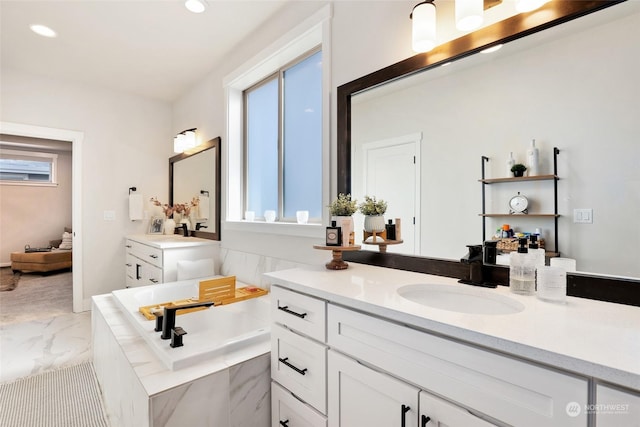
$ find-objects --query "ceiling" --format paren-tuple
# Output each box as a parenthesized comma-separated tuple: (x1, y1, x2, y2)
(0, 0, 294, 102)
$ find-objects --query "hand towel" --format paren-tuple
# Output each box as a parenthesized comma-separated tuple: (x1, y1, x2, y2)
(129, 193, 144, 221)
(197, 195, 210, 220)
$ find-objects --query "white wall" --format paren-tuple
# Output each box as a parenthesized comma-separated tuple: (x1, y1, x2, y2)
(1, 68, 172, 306)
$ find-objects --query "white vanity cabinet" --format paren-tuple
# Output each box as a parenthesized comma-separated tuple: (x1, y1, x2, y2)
(270, 286, 328, 427)
(124, 235, 216, 287)
(595, 384, 640, 427)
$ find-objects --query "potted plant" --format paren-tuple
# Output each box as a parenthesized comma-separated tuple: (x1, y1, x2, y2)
(359, 195, 387, 232)
(511, 163, 527, 178)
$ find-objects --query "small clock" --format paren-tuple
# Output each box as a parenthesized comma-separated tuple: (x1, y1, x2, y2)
(509, 192, 529, 214)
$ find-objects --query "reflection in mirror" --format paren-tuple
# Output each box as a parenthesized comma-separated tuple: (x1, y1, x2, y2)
(340, 1, 640, 279)
(169, 137, 221, 240)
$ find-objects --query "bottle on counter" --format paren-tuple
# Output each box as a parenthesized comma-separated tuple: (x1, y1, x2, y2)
(509, 238, 536, 295)
(385, 219, 397, 241)
(536, 266, 567, 303)
(526, 139, 539, 176)
(528, 234, 546, 268)
(326, 221, 342, 246)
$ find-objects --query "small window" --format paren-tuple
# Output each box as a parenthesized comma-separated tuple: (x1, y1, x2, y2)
(244, 49, 322, 222)
(0, 149, 58, 185)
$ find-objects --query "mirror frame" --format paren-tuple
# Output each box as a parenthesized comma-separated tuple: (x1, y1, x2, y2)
(337, 0, 624, 194)
(169, 136, 221, 241)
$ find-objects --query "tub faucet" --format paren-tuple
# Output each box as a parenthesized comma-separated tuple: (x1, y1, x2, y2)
(175, 223, 189, 237)
(459, 244, 496, 288)
(160, 301, 215, 346)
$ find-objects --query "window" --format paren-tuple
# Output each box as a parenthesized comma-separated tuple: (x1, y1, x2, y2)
(0, 149, 58, 185)
(244, 49, 323, 222)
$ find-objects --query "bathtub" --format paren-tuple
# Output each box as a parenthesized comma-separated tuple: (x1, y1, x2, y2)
(111, 278, 270, 370)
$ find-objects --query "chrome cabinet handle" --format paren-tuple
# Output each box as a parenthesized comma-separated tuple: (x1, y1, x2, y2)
(277, 305, 307, 318)
(401, 405, 410, 427)
(421, 415, 431, 426)
(278, 357, 307, 375)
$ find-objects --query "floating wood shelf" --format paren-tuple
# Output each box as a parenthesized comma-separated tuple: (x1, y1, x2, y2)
(480, 214, 560, 218)
(479, 174, 558, 184)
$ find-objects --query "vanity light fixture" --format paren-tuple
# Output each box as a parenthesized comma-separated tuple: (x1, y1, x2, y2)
(455, 0, 484, 32)
(173, 128, 198, 153)
(410, 0, 437, 53)
(515, 0, 549, 13)
(30, 24, 57, 38)
(184, 0, 207, 14)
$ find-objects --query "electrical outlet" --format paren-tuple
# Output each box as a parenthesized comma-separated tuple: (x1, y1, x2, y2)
(573, 208, 593, 224)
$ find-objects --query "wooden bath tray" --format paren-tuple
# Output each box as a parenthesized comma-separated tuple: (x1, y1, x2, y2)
(138, 276, 268, 320)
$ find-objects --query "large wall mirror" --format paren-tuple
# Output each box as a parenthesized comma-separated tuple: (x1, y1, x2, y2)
(169, 137, 221, 240)
(338, 0, 640, 279)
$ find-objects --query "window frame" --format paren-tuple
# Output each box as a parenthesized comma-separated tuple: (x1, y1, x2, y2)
(243, 47, 322, 223)
(0, 148, 59, 186)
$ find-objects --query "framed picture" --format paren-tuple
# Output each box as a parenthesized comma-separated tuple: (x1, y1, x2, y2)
(148, 216, 164, 234)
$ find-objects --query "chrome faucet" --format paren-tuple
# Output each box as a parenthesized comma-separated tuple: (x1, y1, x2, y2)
(158, 301, 215, 347)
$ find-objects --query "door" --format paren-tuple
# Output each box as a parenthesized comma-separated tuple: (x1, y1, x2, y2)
(355, 133, 420, 254)
(328, 349, 419, 427)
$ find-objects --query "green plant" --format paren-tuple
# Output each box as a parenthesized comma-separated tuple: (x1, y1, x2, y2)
(358, 195, 387, 216)
(511, 163, 527, 173)
(328, 193, 358, 216)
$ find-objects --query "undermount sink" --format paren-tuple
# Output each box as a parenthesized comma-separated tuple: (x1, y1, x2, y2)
(397, 283, 525, 315)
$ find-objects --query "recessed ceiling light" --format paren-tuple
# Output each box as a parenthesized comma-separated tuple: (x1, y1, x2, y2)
(481, 44, 503, 54)
(30, 24, 57, 38)
(185, 0, 207, 13)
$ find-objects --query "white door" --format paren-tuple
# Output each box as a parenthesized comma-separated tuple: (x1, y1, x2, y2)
(419, 391, 498, 427)
(328, 349, 419, 427)
(356, 134, 420, 254)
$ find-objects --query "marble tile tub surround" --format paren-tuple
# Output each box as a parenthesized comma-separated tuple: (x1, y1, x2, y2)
(92, 293, 271, 427)
(219, 248, 312, 288)
(265, 264, 640, 391)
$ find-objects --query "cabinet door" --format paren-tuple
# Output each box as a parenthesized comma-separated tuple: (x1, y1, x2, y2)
(419, 391, 497, 427)
(328, 350, 419, 427)
(596, 384, 640, 427)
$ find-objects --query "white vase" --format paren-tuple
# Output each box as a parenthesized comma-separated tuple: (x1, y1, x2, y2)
(333, 215, 354, 247)
(164, 218, 176, 235)
(364, 215, 385, 233)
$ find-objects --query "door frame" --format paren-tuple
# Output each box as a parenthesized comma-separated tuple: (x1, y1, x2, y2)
(1, 121, 84, 312)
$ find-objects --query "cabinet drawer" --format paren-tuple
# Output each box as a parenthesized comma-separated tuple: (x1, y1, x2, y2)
(272, 381, 326, 427)
(272, 286, 326, 342)
(126, 239, 163, 268)
(272, 324, 327, 414)
(125, 253, 136, 280)
(143, 263, 162, 285)
(328, 304, 588, 427)
(420, 390, 497, 427)
(596, 384, 640, 427)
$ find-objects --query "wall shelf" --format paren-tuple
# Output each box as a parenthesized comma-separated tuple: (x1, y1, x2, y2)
(481, 147, 561, 254)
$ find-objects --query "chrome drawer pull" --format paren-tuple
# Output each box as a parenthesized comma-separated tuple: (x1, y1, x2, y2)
(278, 357, 307, 375)
(277, 305, 307, 319)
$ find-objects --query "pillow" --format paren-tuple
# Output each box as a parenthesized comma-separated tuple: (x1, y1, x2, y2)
(176, 259, 215, 281)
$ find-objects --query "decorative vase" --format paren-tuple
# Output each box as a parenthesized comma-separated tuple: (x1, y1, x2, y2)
(364, 215, 385, 233)
(164, 218, 176, 235)
(334, 215, 354, 247)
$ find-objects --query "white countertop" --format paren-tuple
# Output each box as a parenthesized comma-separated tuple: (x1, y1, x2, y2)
(264, 263, 640, 390)
(127, 234, 219, 249)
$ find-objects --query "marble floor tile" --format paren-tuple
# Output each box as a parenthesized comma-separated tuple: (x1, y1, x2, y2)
(0, 311, 92, 383)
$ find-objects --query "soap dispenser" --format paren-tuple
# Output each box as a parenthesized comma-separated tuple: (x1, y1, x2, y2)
(528, 235, 546, 268)
(509, 238, 536, 295)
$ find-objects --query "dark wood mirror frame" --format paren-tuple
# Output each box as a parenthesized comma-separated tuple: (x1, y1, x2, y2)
(169, 136, 221, 241)
(336, 0, 639, 306)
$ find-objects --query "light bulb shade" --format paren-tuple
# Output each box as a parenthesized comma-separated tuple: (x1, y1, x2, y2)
(184, 130, 197, 150)
(456, 0, 483, 32)
(185, 0, 207, 13)
(411, 1, 437, 53)
(515, 0, 549, 13)
(174, 134, 186, 153)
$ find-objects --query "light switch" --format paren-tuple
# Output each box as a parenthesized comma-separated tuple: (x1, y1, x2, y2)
(573, 208, 593, 224)
(104, 210, 116, 221)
